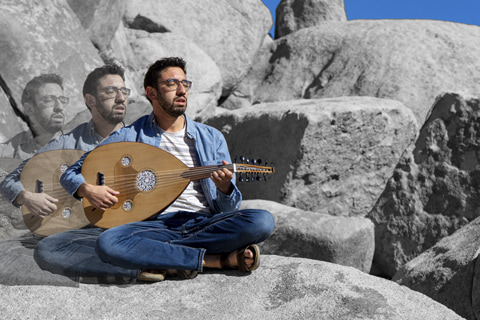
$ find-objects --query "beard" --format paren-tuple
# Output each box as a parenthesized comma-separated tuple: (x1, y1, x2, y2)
(97, 103, 126, 125)
(157, 95, 187, 118)
(40, 112, 64, 133)
(45, 119, 64, 133)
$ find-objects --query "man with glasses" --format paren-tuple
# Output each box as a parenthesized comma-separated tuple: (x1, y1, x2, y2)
(0, 74, 69, 160)
(0, 64, 129, 220)
(36, 57, 274, 283)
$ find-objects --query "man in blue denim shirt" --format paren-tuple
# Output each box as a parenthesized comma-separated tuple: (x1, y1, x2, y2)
(0, 64, 129, 219)
(54, 57, 274, 282)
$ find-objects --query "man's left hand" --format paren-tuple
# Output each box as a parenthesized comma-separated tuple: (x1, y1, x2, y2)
(210, 160, 234, 195)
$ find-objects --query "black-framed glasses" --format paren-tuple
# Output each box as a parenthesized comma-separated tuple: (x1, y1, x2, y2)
(40, 95, 69, 105)
(96, 86, 131, 98)
(159, 79, 193, 91)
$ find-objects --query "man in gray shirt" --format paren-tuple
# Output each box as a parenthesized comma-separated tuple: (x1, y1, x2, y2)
(0, 74, 68, 160)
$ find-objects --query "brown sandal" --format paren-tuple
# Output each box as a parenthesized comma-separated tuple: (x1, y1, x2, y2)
(220, 244, 260, 272)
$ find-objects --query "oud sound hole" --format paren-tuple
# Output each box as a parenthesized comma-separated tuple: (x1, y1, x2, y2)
(123, 200, 133, 211)
(60, 164, 69, 173)
(62, 208, 72, 219)
(137, 170, 156, 192)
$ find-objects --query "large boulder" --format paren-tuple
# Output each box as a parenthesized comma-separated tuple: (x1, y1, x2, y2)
(393, 216, 480, 320)
(275, 0, 347, 38)
(206, 96, 417, 217)
(123, 0, 272, 97)
(226, 20, 480, 124)
(241, 199, 374, 273)
(369, 92, 480, 277)
(127, 30, 222, 121)
(66, 0, 125, 53)
(0, 0, 104, 135)
(0, 252, 464, 319)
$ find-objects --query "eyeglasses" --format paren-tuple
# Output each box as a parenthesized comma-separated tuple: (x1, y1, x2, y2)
(40, 95, 69, 105)
(96, 86, 131, 98)
(159, 79, 193, 91)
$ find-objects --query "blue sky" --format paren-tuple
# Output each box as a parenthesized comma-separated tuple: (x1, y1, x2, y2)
(262, 0, 480, 37)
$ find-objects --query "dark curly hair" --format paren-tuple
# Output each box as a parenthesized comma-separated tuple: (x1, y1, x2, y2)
(21, 74, 64, 106)
(82, 64, 125, 97)
(143, 57, 187, 102)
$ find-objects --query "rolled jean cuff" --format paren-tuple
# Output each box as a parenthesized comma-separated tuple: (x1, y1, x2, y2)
(197, 248, 206, 273)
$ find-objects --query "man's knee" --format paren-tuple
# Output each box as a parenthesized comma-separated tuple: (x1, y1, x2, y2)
(241, 209, 275, 241)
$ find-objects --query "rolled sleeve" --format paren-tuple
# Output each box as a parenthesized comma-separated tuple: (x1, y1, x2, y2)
(60, 152, 88, 198)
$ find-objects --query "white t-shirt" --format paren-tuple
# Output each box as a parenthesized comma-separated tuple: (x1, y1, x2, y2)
(159, 126, 211, 214)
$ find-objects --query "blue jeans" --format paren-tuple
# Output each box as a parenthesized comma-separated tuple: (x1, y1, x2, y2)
(34, 209, 274, 280)
(34, 227, 138, 282)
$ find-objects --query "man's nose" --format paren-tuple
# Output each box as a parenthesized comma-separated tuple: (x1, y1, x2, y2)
(176, 83, 187, 95)
(115, 90, 127, 102)
(53, 99, 64, 111)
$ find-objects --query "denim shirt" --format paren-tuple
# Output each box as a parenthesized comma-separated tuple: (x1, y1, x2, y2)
(0, 120, 104, 204)
(60, 113, 242, 214)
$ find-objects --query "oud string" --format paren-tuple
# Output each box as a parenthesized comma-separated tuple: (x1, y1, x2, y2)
(31, 164, 273, 201)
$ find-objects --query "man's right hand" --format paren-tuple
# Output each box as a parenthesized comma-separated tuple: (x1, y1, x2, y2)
(76, 183, 119, 211)
(16, 190, 58, 218)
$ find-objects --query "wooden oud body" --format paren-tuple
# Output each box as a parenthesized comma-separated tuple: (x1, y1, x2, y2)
(20, 149, 88, 236)
(81, 142, 190, 229)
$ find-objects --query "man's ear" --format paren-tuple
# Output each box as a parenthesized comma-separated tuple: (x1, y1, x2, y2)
(85, 94, 96, 109)
(146, 86, 157, 101)
(23, 102, 34, 115)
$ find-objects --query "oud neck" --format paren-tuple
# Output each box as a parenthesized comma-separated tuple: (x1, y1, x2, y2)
(185, 163, 274, 181)
(185, 164, 235, 181)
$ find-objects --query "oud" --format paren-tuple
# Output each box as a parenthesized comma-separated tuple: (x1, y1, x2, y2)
(82, 142, 274, 229)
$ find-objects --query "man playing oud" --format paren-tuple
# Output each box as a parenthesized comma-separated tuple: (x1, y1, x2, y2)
(1, 64, 129, 221)
(51, 57, 274, 281)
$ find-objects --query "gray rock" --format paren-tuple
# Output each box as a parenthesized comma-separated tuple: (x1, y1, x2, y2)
(229, 20, 480, 124)
(123, 0, 272, 97)
(66, 0, 125, 53)
(393, 215, 480, 320)
(241, 199, 374, 273)
(369, 92, 480, 277)
(0, 0, 104, 130)
(0, 252, 463, 320)
(275, 0, 347, 38)
(127, 30, 222, 121)
(207, 97, 417, 217)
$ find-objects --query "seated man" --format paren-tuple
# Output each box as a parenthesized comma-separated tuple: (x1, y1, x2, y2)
(0, 64, 129, 222)
(52, 57, 274, 282)
(0, 73, 68, 160)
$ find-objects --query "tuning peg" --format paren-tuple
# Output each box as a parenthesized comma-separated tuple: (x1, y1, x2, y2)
(239, 173, 244, 182)
(234, 155, 238, 163)
(240, 156, 246, 164)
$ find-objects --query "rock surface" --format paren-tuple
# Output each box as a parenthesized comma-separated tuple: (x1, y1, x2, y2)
(275, 0, 347, 38)
(231, 20, 480, 124)
(369, 92, 480, 277)
(207, 96, 417, 217)
(123, 0, 271, 97)
(0, 0, 104, 135)
(241, 199, 374, 273)
(0, 253, 464, 320)
(393, 216, 480, 320)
